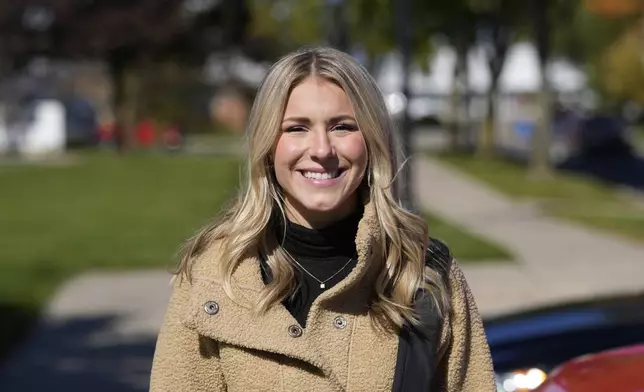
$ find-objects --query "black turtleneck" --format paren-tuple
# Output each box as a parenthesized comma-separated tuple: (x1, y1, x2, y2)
(260, 207, 362, 328)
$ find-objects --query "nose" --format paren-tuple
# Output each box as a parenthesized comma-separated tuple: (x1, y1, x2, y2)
(309, 129, 334, 160)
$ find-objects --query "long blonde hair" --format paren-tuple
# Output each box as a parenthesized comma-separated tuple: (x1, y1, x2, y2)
(177, 46, 450, 329)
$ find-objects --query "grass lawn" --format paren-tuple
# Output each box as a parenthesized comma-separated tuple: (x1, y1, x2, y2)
(0, 150, 511, 361)
(634, 127, 644, 154)
(424, 212, 513, 262)
(0, 152, 240, 361)
(436, 152, 644, 242)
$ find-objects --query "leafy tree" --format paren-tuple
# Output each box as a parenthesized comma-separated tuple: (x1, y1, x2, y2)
(551, 1, 638, 94)
(248, 0, 324, 52)
(571, 1, 642, 108)
(600, 23, 644, 105)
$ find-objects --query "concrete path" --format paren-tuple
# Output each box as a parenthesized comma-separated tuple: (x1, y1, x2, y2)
(0, 271, 172, 392)
(414, 155, 644, 317)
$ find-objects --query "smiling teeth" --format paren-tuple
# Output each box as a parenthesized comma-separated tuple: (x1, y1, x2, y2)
(302, 171, 339, 180)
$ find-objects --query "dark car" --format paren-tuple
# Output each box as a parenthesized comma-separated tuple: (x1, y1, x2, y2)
(557, 115, 644, 190)
(486, 292, 644, 391)
(63, 97, 99, 148)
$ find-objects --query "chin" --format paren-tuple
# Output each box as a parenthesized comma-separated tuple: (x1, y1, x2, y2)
(285, 190, 360, 224)
(302, 194, 358, 216)
(302, 201, 342, 213)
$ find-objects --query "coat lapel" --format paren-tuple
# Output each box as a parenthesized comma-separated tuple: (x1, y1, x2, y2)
(181, 271, 329, 370)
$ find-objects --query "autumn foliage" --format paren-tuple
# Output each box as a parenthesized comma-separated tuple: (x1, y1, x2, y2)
(584, 0, 642, 16)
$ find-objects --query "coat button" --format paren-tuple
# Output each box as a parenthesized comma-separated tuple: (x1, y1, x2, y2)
(333, 316, 348, 329)
(287, 324, 303, 338)
(203, 301, 219, 315)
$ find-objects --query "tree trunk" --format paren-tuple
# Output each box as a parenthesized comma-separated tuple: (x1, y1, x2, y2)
(109, 56, 141, 153)
(461, 55, 472, 150)
(449, 39, 468, 151)
(476, 22, 508, 159)
(477, 81, 497, 158)
(529, 0, 552, 178)
(530, 76, 552, 178)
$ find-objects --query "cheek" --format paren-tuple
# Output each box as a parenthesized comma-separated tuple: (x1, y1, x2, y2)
(272, 140, 284, 168)
(341, 136, 368, 169)
(272, 136, 302, 188)
(273, 136, 297, 167)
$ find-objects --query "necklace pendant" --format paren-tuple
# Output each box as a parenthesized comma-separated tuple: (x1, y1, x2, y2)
(320, 283, 326, 289)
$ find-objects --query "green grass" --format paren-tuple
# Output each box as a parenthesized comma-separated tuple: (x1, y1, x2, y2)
(0, 152, 240, 360)
(424, 212, 513, 262)
(436, 152, 644, 242)
(634, 127, 644, 154)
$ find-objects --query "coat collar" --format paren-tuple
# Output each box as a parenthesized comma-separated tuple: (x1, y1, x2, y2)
(189, 199, 381, 298)
(181, 200, 382, 379)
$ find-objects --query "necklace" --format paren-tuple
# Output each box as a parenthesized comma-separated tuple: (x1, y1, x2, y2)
(282, 247, 355, 290)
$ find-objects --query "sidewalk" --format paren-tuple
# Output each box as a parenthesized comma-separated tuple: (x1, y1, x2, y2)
(414, 155, 644, 317)
(0, 271, 172, 392)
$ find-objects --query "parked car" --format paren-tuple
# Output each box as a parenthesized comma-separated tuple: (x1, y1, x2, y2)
(557, 115, 644, 191)
(485, 292, 644, 391)
(63, 97, 99, 148)
(534, 344, 644, 392)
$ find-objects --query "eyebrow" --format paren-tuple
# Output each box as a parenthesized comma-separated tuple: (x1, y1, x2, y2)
(282, 115, 357, 124)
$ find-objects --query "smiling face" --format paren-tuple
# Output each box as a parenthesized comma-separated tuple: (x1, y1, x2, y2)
(273, 76, 368, 228)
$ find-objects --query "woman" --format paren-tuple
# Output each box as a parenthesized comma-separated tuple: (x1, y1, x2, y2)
(150, 46, 496, 391)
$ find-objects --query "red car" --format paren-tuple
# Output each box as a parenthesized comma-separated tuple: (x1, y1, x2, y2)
(534, 344, 644, 392)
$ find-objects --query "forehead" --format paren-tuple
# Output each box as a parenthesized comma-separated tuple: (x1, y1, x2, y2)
(283, 77, 355, 118)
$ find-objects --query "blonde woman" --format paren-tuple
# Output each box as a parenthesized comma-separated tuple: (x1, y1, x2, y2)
(150, 47, 496, 391)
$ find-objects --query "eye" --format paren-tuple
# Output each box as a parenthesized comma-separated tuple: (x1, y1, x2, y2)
(332, 123, 358, 132)
(284, 125, 307, 133)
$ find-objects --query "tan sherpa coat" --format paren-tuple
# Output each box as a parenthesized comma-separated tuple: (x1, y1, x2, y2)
(150, 203, 497, 391)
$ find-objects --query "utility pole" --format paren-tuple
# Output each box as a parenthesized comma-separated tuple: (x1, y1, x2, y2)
(394, 0, 415, 210)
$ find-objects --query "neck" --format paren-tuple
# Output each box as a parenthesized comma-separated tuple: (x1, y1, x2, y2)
(275, 205, 363, 259)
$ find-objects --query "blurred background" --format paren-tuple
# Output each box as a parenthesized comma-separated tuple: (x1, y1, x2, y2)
(1, 0, 644, 391)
